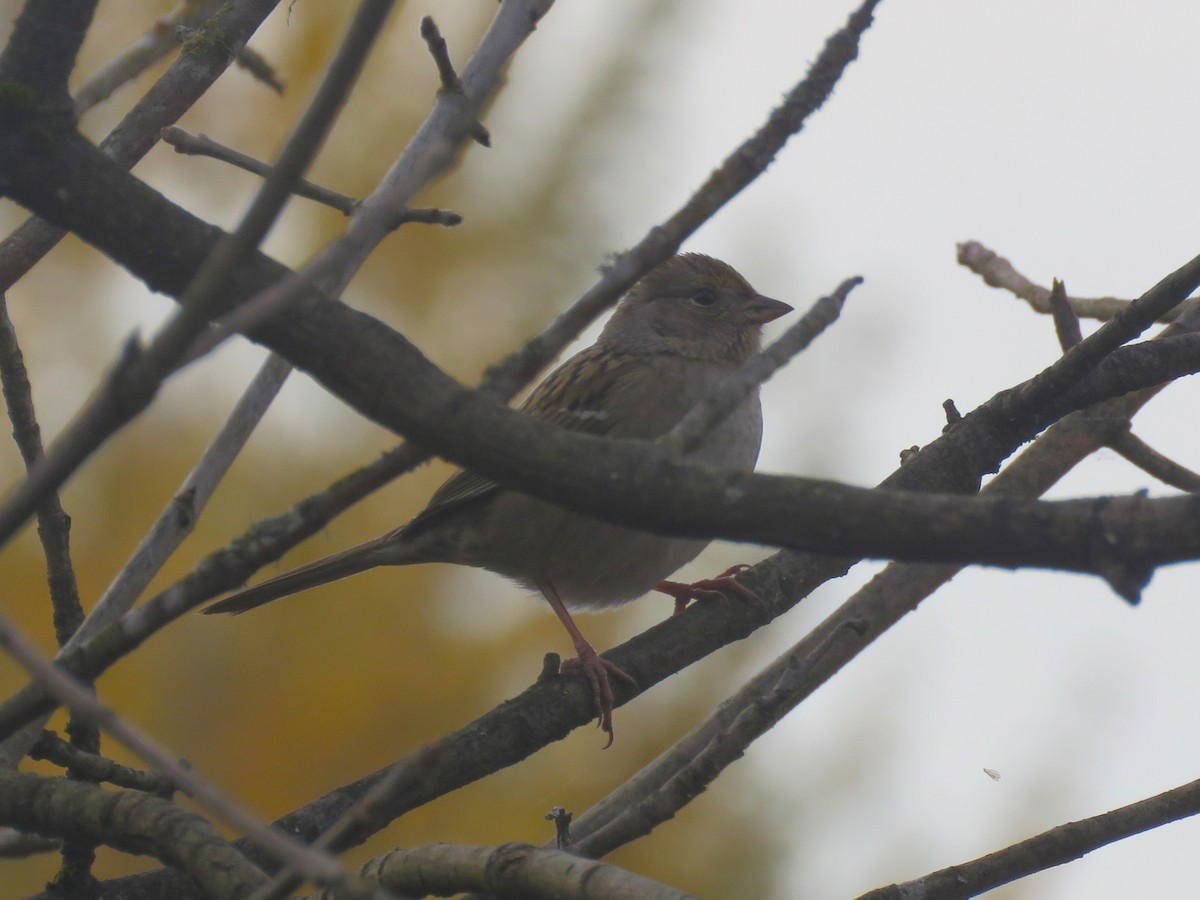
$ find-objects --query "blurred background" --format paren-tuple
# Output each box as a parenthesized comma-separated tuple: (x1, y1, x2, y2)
(1, 1, 1199, 896)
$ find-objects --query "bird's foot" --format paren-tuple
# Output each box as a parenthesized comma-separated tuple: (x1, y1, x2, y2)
(657, 564, 757, 615)
(560, 645, 637, 748)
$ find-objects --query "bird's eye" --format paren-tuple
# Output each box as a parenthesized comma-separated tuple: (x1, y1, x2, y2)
(690, 288, 717, 308)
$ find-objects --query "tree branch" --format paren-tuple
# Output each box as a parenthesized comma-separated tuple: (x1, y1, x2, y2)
(957, 240, 1179, 323)
(0, 767, 266, 897)
(1109, 430, 1200, 492)
(0, 0, 96, 103)
(29, 731, 173, 797)
(304, 841, 695, 900)
(857, 775, 1200, 900)
(0, 296, 83, 646)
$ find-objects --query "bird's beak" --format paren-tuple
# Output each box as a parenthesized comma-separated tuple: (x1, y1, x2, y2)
(743, 294, 793, 324)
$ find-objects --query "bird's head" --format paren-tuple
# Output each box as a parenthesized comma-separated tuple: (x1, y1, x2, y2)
(601, 253, 792, 362)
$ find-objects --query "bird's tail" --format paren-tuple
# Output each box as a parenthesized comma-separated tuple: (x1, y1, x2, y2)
(202, 536, 395, 616)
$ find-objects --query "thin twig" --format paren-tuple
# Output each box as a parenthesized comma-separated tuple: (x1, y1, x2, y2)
(161, 126, 463, 225)
(1109, 431, 1200, 492)
(957, 240, 1179, 323)
(0, 297, 83, 646)
(856, 775, 1200, 900)
(162, 126, 359, 212)
(0, 293, 100, 882)
(968, 242, 1200, 494)
(248, 742, 448, 900)
(51, 353, 290, 662)
(29, 731, 174, 797)
(184, 6, 529, 357)
(1049, 277, 1083, 350)
(483, 0, 884, 405)
(0, 764, 268, 893)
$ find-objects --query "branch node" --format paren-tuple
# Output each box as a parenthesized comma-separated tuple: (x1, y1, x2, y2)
(160, 126, 360, 215)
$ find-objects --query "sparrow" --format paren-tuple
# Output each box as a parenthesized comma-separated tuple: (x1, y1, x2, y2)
(206, 253, 792, 743)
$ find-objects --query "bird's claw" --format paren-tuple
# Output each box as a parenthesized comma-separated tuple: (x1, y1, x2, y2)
(560, 648, 637, 747)
(657, 564, 757, 615)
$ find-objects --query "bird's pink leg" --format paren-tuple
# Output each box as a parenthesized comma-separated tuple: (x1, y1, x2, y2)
(656, 564, 757, 615)
(538, 580, 637, 747)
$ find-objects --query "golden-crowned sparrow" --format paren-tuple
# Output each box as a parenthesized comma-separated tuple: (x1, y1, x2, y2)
(205, 253, 792, 741)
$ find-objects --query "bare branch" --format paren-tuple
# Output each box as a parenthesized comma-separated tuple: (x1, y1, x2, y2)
(0, 0, 96, 103)
(302, 842, 695, 900)
(0, 296, 83, 645)
(162, 126, 360, 213)
(1109, 430, 1200, 492)
(0, 766, 267, 895)
(857, 775, 1200, 900)
(8, 351, 288, 702)
(29, 731, 173, 797)
(957, 240, 1181, 323)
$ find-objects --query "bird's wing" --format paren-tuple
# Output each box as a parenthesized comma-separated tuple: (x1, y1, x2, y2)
(401, 345, 637, 535)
